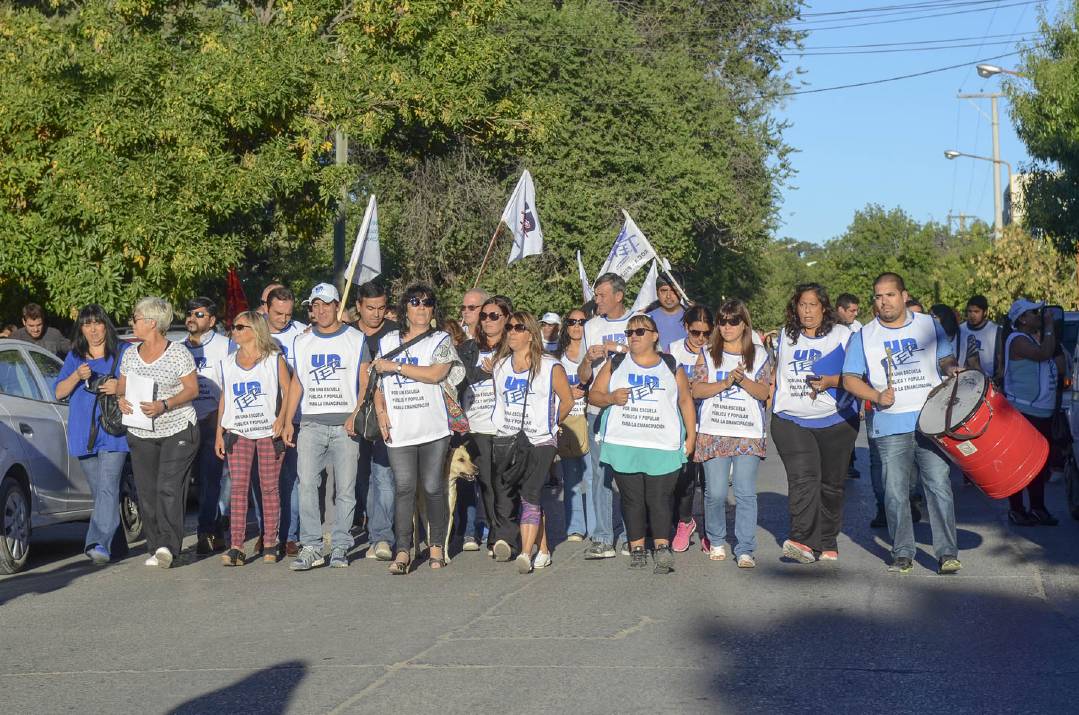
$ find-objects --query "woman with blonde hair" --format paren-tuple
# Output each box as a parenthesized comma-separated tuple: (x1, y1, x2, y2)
(691, 299, 772, 567)
(589, 314, 697, 574)
(491, 311, 574, 573)
(215, 312, 291, 565)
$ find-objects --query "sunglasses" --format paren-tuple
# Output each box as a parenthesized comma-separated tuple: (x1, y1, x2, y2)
(508, 323, 529, 333)
(688, 329, 711, 338)
(479, 311, 505, 322)
(460, 304, 480, 312)
(565, 318, 586, 327)
(187, 310, 209, 319)
(624, 328, 656, 337)
(232, 324, 251, 332)
(408, 297, 436, 307)
(717, 316, 743, 327)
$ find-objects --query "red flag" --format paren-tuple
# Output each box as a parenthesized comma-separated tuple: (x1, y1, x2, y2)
(224, 267, 249, 329)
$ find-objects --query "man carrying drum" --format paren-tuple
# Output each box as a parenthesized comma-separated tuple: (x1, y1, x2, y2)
(841, 272, 962, 576)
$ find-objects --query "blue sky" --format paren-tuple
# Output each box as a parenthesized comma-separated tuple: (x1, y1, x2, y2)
(777, 0, 1068, 244)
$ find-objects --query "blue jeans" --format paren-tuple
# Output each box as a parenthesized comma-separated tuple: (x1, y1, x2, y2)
(196, 415, 224, 535)
(876, 431, 958, 560)
(362, 437, 395, 546)
(587, 412, 624, 546)
(279, 440, 300, 544)
(560, 454, 594, 537)
(702, 455, 760, 557)
(870, 435, 920, 510)
(80, 450, 127, 556)
(456, 479, 482, 540)
(296, 421, 360, 552)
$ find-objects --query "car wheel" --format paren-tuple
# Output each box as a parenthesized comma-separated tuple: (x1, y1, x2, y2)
(119, 468, 143, 544)
(0, 477, 31, 574)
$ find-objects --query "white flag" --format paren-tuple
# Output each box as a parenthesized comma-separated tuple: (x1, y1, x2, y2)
(577, 251, 594, 303)
(597, 210, 658, 281)
(502, 170, 543, 264)
(630, 259, 659, 314)
(344, 195, 381, 285)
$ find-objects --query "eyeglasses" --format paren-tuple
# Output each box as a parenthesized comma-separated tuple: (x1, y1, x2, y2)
(508, 323, 529, 333)
(688, 329, 711, 338)
(233, 324, 251, 332)
(408, 297, 437, 308)
(130, 316, 148, 324)
(565, 318, 586, 327)
(624, 328, 656, 337)
(717, 316, 743, 327)
(479, 311, 505, 322)
(187, 310, 208, 319)
(460, 304, 480, 312)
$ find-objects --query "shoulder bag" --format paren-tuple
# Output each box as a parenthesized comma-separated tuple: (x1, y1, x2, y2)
(353, 329, 434, 442)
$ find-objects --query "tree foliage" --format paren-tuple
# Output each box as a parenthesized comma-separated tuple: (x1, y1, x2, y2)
(972, 225, 1077, 314)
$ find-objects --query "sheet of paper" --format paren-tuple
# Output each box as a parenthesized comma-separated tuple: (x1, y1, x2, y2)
(122, 373, 156, 431)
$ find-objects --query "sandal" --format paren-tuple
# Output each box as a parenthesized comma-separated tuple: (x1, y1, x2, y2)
(429, 549, 447, 570)
(389, 554, 410, 575)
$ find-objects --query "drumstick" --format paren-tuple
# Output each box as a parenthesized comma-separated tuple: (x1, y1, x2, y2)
(884, 346, 894, 387)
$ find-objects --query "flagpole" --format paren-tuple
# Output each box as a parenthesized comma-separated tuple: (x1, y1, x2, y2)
(472, 222, 505, 290)
(659, 258, 691, 305)
(338, 196, 376, 322)
(337, 243, 364, 323)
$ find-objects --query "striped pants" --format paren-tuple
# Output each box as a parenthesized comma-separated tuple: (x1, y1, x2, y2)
(225, 435, 282, 550)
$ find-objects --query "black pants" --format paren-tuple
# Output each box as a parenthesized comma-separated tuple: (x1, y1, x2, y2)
(672, 461, 701, 526)
(128, 422, 199, 557)
(771, 415, 857, 552)
(614, 470, 678, 543)
(471, 433, 518, 547)
(387, 436, 450, 553)
(1010, 414, 1055, 512)
(516, 445, 558, 506)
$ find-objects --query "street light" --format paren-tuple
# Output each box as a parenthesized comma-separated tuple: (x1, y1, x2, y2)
(976, 63, 1028, 79)
(943, 150, 1014, 237)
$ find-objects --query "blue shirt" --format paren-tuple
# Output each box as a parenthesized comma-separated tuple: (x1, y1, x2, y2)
(56, 344, 131, 457)
(647, 307, 686, 352)
(842, 319, 953, 438)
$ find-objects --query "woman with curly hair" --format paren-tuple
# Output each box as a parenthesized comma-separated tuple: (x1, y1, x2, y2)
(771, 283, 858, 564)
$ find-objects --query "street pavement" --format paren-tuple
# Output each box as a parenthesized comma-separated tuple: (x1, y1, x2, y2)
(5, 431, 1079, 714)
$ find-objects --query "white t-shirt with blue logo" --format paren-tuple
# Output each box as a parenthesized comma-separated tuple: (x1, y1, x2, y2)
(291, 325, 369, 421)
(184, 330, 233, 420)
(271, 320, 307, 366)
(220, 353, 282, 440)
(773, 324, 856, 428)
(843, 312, 954, 438)
(582, 311, 632, 415)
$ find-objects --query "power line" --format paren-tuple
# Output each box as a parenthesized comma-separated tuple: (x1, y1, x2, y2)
(795, 38, 1033, 55)
(787, 0, 1044, 32)
(800, 0, 1023, 17)
(792, 30, 1033, 49)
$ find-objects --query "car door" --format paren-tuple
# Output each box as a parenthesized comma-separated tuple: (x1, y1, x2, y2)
(26, 348, 92, 507)
(0, 347, 79, 515)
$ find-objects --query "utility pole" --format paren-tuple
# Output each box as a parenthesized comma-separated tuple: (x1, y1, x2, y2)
(333, 128, 348, 283)
(957, 93, 1003, 238)
(947, 212, 968, 233)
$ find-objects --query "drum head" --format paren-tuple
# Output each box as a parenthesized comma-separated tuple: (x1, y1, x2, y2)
(917, 371, 987, 436)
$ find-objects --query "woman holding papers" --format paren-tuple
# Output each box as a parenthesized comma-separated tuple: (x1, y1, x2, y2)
(117, 297, 200, 569)
(691, 300, 772, 568)
(770, 284, 857, 564)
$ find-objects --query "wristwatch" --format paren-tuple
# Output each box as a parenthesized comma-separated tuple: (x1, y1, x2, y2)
(161, 398, 169, 412)
(395, 362, 403, 374)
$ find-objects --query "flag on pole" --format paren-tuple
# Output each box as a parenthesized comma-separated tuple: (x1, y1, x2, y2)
(224, 267, 249, 330)
(502, 170, 544, 264)
(630, 259, 659, 314)
(344, 195, 381, 286)
(577, 251, 594, 303)
(597, 210, 658, 281)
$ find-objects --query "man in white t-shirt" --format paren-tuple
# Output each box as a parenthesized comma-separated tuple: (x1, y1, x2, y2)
(835, 293, 862, 333)
(540, 312, 561, 353)
(459, 288, 489, 339)
(958, 295, 1002, 380)
(184, 297, 233, 554)
(577, 273, 632, 559)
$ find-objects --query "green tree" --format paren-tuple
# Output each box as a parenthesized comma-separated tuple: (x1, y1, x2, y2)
(973, 225, 1077, 315)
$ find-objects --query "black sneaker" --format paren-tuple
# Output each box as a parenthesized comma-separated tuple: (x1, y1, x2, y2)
(584, 542, 616, 560)
(1008, 508, 1036, 526)
(653, 546, 674, 575)
(870, 506, 887, 529)
(1029, 508, 1059, 526)
(887, 556, 913, 574)
(628, 547, 648, 570)
(910, 501, 922, 524)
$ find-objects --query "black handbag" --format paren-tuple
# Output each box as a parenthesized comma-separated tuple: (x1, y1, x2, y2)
(492, 375, 533, 487)
(91, 352, 126, 437)
(353, 329, 434, 442)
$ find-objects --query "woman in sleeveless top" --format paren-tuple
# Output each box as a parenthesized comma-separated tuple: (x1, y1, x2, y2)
(555, 307, 593, 542)
(590, 314, 697, 574)
(215, 312, 291, 565)
(691, 300, 772, 567)
(491, 312, 574, 574)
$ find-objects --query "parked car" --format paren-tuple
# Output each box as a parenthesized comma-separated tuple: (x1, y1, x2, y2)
(115, 322, 191, 344)
(0, 338, 142, 574)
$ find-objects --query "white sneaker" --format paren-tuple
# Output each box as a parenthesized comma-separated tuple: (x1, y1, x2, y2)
(144, 555, 159, 567)
(516, 552, 533, 574)
(533, 551, 552, 569)
(154, 547, 173, 569)
(737, 553, 756, 569)
(709, 544, 728, 561)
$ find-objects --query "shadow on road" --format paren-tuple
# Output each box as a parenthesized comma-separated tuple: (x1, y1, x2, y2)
(167, 660, 307, 715)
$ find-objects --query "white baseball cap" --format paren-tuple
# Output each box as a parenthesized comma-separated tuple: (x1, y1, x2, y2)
(540, 312, 561, 326)
(307, 283, 341, 305)
(1007, 298, 1044, 325)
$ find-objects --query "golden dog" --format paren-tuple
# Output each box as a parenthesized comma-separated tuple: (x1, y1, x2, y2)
(414, 442, 479, 561)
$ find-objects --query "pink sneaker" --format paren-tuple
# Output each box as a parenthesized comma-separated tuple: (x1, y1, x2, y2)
(672, 518, 696, 553)
(700, 536, 711, 552)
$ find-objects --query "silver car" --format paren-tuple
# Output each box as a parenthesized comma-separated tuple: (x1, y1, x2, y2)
(0, 338, 142, 574)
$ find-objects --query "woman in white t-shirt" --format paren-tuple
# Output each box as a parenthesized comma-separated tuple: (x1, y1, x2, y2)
(554, 307, 593, 542)
(214, 312, 291, 566)
(490, 311, 574, 574)
(117, 297, 200, 569)
(691, 300, 772, 567)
